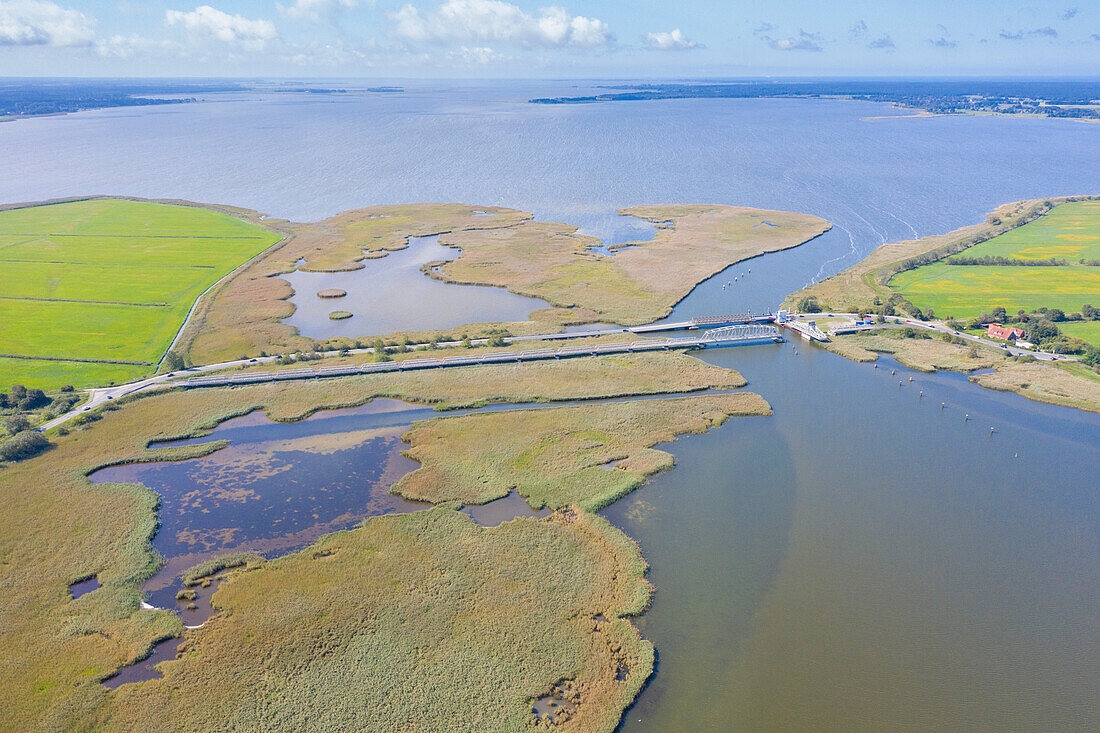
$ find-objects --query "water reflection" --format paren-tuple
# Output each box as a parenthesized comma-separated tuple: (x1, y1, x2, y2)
(91, 399, 435, 609)
(282, 234, 548, 339)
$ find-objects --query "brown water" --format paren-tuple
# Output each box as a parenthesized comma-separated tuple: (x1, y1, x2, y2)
(603, 342, 1100, 732)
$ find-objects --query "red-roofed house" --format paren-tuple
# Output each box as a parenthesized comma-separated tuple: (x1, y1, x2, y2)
(986, 324, 1025, 340)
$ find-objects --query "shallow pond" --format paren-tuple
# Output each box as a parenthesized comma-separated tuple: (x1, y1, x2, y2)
(281, 234, 549, 339)
(91, 399, 434, 610)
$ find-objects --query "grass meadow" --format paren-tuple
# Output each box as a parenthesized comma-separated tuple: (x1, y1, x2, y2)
(0, 199, 280, 389)
(944, 200, 1100, 262)
(890, 200, 1100, 320)
(890, 264, 1100, 319)
(1059, 320, 1100, 346)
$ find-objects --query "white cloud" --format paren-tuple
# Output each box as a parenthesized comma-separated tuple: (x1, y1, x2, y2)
(95, 34, 180, 59)
(278, 0, 361, 23)
(284, 40, 370, 66)
(0, 0, 95, 46)
(393, 1, 610, 48)
(867, 34, 895, 50)
(644, 29, 699, 51)
(448, 44, 502, 64)
(165, 5, 276, 50)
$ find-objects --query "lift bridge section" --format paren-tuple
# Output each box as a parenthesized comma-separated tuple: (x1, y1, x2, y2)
(183, 325, 783, 390)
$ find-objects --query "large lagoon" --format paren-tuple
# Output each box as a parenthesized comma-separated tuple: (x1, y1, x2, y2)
(4, 83, 1097, 730)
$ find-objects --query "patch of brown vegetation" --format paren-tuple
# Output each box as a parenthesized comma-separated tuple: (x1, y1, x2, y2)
(438, 204, 830, 325)
(971, 362, 1100, 413)
(95, 508, 653, 733)
(0, 352, 742, 730)
(179, 204, 532, 364)
(393, 392, 771, 512)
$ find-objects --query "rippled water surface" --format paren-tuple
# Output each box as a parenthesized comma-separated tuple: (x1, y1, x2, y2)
(9, 83, 1098, 728)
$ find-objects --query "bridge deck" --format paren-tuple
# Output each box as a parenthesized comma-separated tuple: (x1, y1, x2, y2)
(184, 328, 783, 390)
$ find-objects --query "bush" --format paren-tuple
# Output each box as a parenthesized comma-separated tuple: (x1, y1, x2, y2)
(163, 351, 185, 371)
(5, 415, 31, 435)
(18, 389, 49, 410)
(0, 430, 49, 462)
(797, 296, 822, 313)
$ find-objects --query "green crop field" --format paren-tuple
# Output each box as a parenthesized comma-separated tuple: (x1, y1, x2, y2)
(0, 199, 280, 390)
(1059, 321, 1100, 346)
(891, 264, 1100, 319)
(891, 201, 1100, 321)
(945, 201, 1100, 262)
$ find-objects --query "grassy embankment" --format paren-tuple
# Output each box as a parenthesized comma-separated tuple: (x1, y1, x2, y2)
(394, 393, 771, 512)
(0, 353, 747, 731)
(177, 204, 538, 365)
(0, 198, 282, 390)
(784, 197, 1100, 412)
(438, 204, 831, 326)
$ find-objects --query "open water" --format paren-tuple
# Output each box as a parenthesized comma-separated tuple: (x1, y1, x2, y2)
(7, 82, 1098, 729)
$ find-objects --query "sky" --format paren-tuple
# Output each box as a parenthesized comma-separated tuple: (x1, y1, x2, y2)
(0, 0, 1097, 78)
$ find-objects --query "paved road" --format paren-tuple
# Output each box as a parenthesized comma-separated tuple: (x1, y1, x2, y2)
(39, 315, 1078, 432)
(793, 312, 1077, 362)
(37, 326, 636, 431)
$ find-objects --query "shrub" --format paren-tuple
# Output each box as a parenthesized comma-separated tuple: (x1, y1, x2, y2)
(797, 296, 822, 313)
(18, 389, 49, 410)
(5, 415, 31, 435)
(0, 431, 49, 462)
(163, 351, 185, 371)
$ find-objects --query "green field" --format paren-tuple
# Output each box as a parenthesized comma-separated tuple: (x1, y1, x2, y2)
(945, 200, 1100, 262)
(1059, 320, 1100, 346)
(891, 201, 1100, 320)
(0, 199, 280, 390)
(890, 264, 1100, 319)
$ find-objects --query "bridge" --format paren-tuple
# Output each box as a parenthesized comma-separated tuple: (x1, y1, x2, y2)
(182, 325, 783, 390)
(629, 312, 775, 334)
(784, 320, 830, 342)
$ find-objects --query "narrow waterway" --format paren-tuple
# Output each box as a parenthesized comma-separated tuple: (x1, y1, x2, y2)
(603, 341, 1100, 732)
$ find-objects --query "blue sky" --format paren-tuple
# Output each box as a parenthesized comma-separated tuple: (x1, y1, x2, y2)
(0, 0, 1097, 77)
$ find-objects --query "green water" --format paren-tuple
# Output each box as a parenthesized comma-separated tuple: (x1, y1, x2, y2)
(604, 343, 1099, 732)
